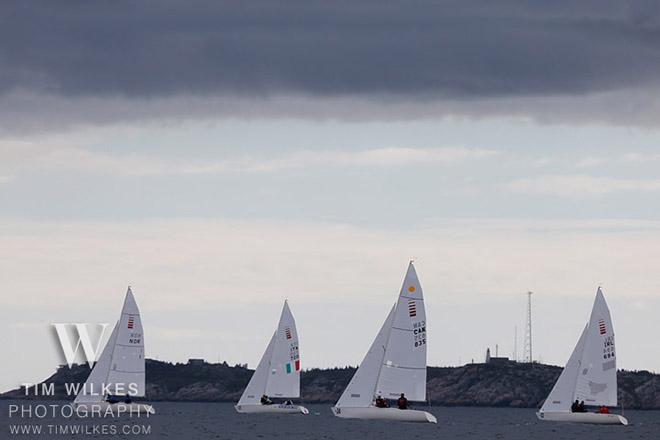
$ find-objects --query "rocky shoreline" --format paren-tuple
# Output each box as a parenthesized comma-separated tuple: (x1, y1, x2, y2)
(2, 359, 659, 409)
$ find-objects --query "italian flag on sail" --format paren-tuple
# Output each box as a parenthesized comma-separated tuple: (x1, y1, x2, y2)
(285, 360, 300, 374)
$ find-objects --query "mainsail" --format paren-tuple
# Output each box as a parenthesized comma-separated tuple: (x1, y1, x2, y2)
(336, 262, 428, 407)
(74, 287, 146, 404)
(574, 288, 617, 406)
(238, 300, 301, 405)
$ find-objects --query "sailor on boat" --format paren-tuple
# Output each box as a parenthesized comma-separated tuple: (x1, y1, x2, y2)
(535, 288, 628, 425)
(106, 395, 133, 405)
(375, 395, 388, 408)
(235, 301, 309, 415)
(397, 393, 409, 410)
(571, 400, 587, 413)
(331, 262, 437, 423)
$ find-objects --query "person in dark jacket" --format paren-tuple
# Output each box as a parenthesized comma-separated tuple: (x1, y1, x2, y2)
(571, 399, 579, 412)
(397, 393, 408, 410)
(260, 394, 273, 405)
(375, 395, 388, 408)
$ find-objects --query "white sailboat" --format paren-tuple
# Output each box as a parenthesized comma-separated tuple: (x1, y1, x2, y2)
(73, 287, 154, 415)
(536, 288, 627, 425)
(235, 300, 309, 414)
(332, 262, 437, 423)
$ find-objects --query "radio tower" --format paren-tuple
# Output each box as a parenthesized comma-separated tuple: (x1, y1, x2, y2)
(523, 291, 533, 363)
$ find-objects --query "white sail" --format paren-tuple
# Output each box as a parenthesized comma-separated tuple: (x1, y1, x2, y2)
(336, 261, 428, 409)
(74, 287, 146, 402)
(74, 323, 119, 404)
(540, 324, 588, 412)
(336, 306, 396, 408)
(237, 333, 276, 405)
(105, 287, 146, 396)
(238, 300, 301, 404)
(265, 300, 301, 398)
(376, 262, 427, 401)
(574, 288, 617, 406)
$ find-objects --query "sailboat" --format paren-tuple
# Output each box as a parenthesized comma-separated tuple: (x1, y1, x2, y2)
(235, 300, 309, 414)
(536, 288, 627, 425)
(332, 262, 437, 423)
(73, 287, 154, 415)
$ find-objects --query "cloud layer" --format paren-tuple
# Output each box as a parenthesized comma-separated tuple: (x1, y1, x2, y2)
(3, 1, 660, 98)
(2, 1, 660, 129)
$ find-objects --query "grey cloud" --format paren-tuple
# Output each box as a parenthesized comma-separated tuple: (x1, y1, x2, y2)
(2, 1, 660, 99)
(2, 1, 660, 131)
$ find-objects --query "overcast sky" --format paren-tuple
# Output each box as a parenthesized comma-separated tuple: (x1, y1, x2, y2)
(2, 1, 660, 393)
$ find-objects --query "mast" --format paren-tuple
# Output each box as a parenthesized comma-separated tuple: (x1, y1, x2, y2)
(523, 291, 533, 363)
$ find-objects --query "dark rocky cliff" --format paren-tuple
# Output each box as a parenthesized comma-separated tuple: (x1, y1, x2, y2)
(3, 359, 659, 409)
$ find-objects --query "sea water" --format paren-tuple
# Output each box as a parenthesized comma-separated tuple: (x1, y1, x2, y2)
(1, 401, 658, 439)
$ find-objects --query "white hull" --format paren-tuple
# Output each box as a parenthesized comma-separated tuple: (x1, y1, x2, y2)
(235, 403, 309, 414)
(73, 402, 155, 415)
(536, 411, 627, 425)
(332, 406, 437, 423)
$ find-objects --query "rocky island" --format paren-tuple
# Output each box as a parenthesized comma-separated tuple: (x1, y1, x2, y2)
(2, 359, 658, 409)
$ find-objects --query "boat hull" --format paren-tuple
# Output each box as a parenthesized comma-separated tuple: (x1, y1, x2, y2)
(73, 402, 155, 415)
(235, 404, 309, 414)
(536, 411, 627, 425)
(331, 406, 437, 423)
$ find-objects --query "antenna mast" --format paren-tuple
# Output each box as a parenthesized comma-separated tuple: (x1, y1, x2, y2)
(513, 325, 518, 361)
(523, 291, 533, 363)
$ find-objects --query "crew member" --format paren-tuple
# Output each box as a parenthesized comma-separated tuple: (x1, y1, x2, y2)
(397, 393, 408, 410)
(375, 395, 387, 408)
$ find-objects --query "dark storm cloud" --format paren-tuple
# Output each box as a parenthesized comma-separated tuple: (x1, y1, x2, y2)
(2, 0, 660, 100)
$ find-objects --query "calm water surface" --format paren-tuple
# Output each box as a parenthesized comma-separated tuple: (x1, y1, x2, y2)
(2, 401, 658, 439)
